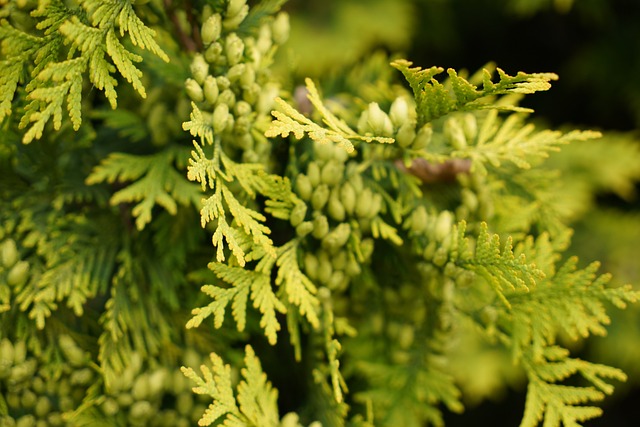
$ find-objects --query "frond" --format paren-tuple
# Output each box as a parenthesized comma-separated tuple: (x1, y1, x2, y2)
(187, 138, 286, 266)
(181, 345, 279, 427)
(449, 221, 545, 308)
(519, 347, 628, 427)
(2, 0, 168, 142)
(445, 111, 601, 175)
(86, 147, 202, 230)
(187, 262, 286, 345)
(266, 78, 394, 150)
(275, 241, 321, 329)
(391, 59, 558, 125)
(507, 257, 640, 362)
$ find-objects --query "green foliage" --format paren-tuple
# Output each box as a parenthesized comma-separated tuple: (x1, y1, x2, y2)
(391, 59, 558, 126)
(1, 1, 639, 427)
(181, 345, 280, 427)
(86, 146, 201, 230)
(266, 78, 394, 151)
(0, 0, 168, 143)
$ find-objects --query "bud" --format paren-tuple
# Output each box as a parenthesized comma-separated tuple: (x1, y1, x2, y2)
(227, 63, 246, 84)
(233, 115, 250, 136)
(132, 373, 150, 401)
(320, 161, 343, 187)
(234, 100, 252, 116)
(203, 76, 219, 104)
(311, 184, 330, 211)
(408, 205, 429, 234)
(306, 162, 321, 187)
(295, 221, 313, 237)
(327, 270, 347, 291)
(395, 120, 416, 148)
(8, 359, 37, 384)
(360, 238, 375, 260)
(331, 250, 348, 271)
(190, 54, 209, 85)
(366, 102, 393, 136)
(70, 368, 93, 386)
(339, 182, 356, 215)
(212, 103, 230, 131)
(271, 12, 290, 45)
(321, 223, 351, 251)
(256, 24, 273, 54)
(21, 389, 37, 409)
(303, 253, 319, 279)
(327, 191, 345, 222)
(242, 82, 260, 104)
(295, 174, 313, 200)
(314, 142, 335, 162)
(317, 252, 332, 284)
(15, 415, 36, 427)
(217, 89, 236, 108)
(204, 42, 223, 64)
(216, 76, 231, 91)
(411, 124, 433, 150)
(345, 253, 361, 277)
(461, 188, 479, 212)
(369, 193, 383, 217)
(58, 335, 85, 367)
(185, 79, 204, 103)
(357, 110, 370, 135)
(225, 33, 244, 66)
(226, 0, 247, 18)
(312, 215, 329, 239)
(1, 239, 18, 268)
(34, 396, 51, 418)
(239, 64, 256, 88)
(355, 188, 373, 218)
(389, 97, 410, 128)
(256, 82, 280, 115)
(5, 258, 27, 287)
(433, 246, 448, 267)
(129, 400, 153, 421)
(289, 202, 307, 227)
(434, 211, 453, 242)
(101, 398, 120, 416)
(201, 14, 222, 46)
(444, 117, 467, 149)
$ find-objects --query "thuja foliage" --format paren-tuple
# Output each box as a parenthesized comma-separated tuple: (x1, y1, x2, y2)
(1, 0, 639, 426)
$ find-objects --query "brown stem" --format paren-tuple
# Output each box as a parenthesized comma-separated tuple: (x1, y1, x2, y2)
(184, 0, 203, 51)
(163, 0, 198, 52)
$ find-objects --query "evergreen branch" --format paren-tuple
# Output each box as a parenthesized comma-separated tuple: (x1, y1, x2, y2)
(445, 111, 602, 175)
(265, 78, 394, 151)
(391, 59, 558, 125)
(86, 147, 202, 230)
(187, 262, 286, 345)
(181, 345, 280, 427)
(451, 222, 545, 308)
(356, 358, 463, 427)
(506, 257, 640, 362)
(187, 138, 290, 266)
(1, 0, 169, 142)
(275, 240, 321, 329)
(519, 346, 628, 427)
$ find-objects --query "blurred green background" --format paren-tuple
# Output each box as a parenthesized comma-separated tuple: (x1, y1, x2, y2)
(278, 0, 640, 425)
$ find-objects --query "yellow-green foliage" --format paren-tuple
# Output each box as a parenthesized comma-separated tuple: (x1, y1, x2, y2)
(1, 1, 639, 427)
